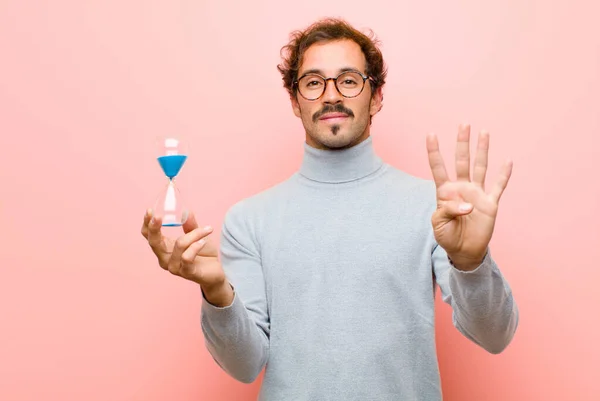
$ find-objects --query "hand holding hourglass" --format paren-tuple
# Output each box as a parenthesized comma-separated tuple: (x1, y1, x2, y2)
(140, 137, 234, 307)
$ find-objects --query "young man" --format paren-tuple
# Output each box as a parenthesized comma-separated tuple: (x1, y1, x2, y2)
(141, 18, 519, 401)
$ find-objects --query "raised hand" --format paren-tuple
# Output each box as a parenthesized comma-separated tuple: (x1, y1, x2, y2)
(141, 209, 233, 306)
(426, 124, 512, 271)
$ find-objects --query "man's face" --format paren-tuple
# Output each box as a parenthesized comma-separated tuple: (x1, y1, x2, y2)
(291, 39, 382, 150)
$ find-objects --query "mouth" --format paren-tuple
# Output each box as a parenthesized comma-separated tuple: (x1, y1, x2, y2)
(319, 113, 349, 124)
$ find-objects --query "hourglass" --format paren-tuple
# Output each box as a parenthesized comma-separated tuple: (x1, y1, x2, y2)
(154, 136, 189, 227)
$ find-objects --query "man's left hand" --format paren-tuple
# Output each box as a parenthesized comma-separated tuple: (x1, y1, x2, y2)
(426, 124, 513, 271)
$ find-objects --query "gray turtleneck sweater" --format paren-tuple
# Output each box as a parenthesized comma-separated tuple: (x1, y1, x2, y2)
(200, 137, 519, 401)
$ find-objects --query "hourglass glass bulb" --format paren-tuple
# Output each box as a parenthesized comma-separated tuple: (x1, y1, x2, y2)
(154, 136, 190, 227)
(154, 179, 188, 226)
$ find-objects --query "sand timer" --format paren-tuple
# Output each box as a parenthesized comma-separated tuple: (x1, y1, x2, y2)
(154, 136, 189, 227)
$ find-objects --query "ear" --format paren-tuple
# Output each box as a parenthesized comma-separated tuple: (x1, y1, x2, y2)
(291, 94, 301, 118)
(370, 87, 383, 117)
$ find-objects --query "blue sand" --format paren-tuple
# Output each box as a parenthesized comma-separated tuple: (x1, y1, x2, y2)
(157, 155, 187, 179)
(163, 222, 183, 227)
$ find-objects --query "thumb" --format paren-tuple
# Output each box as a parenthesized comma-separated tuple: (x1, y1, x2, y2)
(435, 201, 473, 222)
(181, 210, 199, 234)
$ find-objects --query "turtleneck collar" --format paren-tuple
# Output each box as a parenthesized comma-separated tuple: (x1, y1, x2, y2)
(298, 136, 384, 183)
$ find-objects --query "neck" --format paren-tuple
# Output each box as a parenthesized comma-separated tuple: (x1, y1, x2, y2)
(299, 136, 383, 183)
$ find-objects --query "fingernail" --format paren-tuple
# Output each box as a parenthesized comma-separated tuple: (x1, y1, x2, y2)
(459, 203, 472, 212)
(204, 225, 212, 231)
(196, 239, 205, 246)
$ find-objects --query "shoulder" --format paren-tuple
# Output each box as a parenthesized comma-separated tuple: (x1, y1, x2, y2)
(223, 174, 297, 227)
(382, 163, 437, 197)
(376, 163, 439, 219)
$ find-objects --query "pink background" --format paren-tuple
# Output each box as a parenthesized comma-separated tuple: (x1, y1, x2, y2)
(1, 1, 598, 400)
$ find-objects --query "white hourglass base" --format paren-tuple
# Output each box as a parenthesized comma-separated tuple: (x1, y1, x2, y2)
(154, 180, 188, 227)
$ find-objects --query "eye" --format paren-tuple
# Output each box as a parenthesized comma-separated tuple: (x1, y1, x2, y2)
(339, 78, 358, 87)
(299, 75, 324, 90)
(337, 72, 362, 87)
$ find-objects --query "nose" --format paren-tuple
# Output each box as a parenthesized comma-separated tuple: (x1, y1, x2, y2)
(322, 78, 342, 104)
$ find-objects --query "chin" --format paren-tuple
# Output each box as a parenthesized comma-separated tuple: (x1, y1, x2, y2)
(311, 130, 362, 150)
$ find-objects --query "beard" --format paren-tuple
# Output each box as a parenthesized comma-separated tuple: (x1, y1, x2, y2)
(301, 102, 371, 150)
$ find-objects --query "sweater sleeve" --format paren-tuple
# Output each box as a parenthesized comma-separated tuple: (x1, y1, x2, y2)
(200, 204, 270, 383)
(432, 244, 519, 354)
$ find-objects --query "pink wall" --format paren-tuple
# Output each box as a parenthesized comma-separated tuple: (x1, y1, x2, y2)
(1, 1, 598, 400)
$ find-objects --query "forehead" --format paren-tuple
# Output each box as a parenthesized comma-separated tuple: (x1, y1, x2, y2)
(299, 39, 366, 76)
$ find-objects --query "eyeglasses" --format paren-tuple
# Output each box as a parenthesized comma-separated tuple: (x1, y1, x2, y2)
(294, 70, 374, 101)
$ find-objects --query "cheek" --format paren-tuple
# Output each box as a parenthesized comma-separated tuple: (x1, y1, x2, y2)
(349, 99, 370, 117)
(298, 102, 318, 120)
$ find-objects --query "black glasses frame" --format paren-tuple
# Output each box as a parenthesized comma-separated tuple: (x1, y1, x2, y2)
(293, 70, 376, 101)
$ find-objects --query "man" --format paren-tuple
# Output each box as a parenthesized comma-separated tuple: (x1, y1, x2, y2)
(141, 18, 519, 401)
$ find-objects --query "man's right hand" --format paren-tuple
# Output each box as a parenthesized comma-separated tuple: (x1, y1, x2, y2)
(140, 209, 234, 307)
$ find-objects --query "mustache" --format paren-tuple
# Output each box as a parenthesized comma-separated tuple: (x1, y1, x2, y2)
(312, 104, 355, 122)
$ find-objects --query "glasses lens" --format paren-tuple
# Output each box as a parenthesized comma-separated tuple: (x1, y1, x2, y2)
(336, 72, 364, 98)
(297, 75, 325, 100)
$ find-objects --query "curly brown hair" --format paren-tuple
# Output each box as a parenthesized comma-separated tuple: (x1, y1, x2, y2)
(277, 18, 388, 99)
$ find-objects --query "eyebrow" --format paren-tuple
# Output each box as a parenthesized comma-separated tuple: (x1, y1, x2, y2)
(298, 67, 363, 77)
